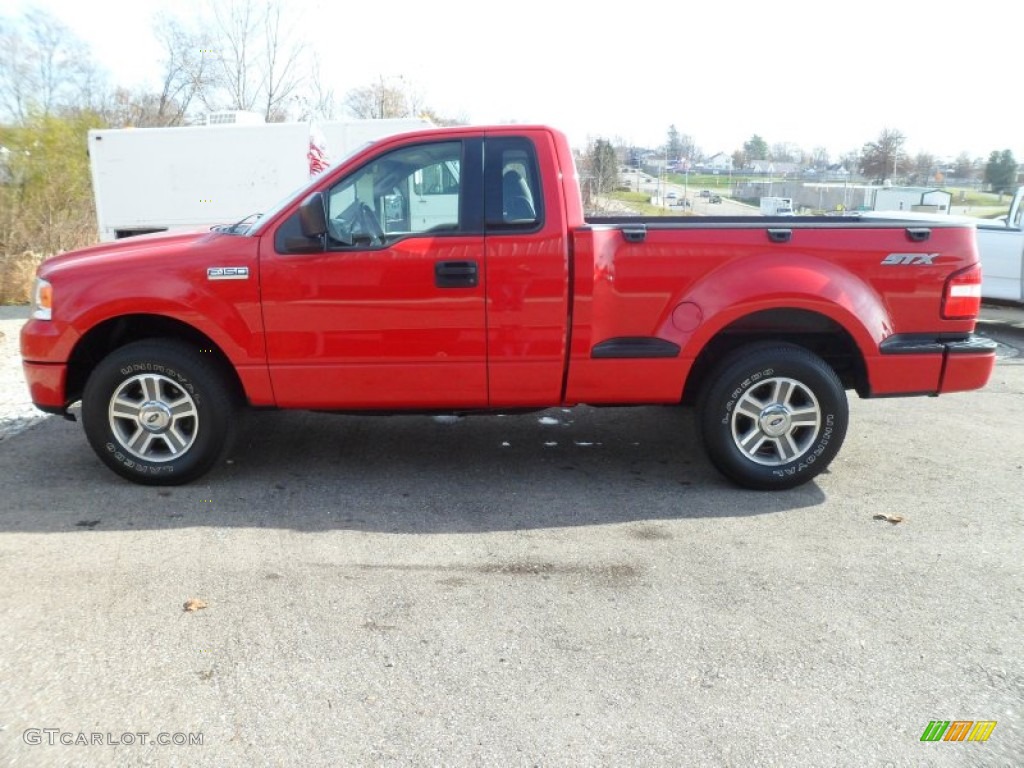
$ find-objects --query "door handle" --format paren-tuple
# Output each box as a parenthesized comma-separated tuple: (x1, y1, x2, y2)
(435, 260, 478, 288)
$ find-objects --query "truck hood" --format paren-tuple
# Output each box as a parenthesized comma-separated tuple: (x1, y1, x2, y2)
(38, 229, 230, 278)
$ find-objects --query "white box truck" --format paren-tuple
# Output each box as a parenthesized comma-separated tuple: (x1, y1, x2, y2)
(87, 117, 431, 241)
(759, 196, 794, 216)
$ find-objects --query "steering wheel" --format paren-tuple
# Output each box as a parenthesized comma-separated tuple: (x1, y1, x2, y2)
(328, 203, 385, 247)
(358, 203, 385, 245)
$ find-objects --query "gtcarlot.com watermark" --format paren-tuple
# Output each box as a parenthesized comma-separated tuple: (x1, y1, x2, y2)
(23, 728, 203, 747)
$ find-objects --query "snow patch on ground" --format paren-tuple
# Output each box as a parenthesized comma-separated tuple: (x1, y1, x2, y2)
(0, 311, 49, 442)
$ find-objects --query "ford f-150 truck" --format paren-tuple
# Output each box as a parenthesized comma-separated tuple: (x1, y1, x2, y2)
(20, 125, 996, 490)
(976, 186, 1024, 303)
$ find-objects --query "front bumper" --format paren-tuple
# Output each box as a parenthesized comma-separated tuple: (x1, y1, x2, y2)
(22, 361, 69, 413)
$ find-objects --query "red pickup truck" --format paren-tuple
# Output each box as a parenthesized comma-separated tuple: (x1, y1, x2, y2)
(21, 124, 996, 490)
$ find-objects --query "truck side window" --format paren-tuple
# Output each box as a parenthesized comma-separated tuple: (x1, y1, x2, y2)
(485, 138, 542, 230)
(325, 141, 463, 247)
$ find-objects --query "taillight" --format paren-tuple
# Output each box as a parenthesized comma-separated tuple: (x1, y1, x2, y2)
(942, 263, 982, 320)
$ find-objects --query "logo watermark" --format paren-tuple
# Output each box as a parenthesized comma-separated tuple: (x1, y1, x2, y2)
(23, 729, 203, 747)
(920, 720, 997, 742)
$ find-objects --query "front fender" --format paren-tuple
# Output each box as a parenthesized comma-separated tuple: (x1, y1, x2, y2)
(65, 283, 266, 366)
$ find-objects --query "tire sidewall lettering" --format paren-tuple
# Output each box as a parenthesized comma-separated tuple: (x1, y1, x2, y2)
(104, 441, 175, 475)
(771, 413, 836, 478)
(116, 362, 201, 406)
(722, 367, 775, 424)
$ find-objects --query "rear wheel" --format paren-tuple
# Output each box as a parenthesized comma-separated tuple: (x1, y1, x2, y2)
(82, 340, 238, 485)
(698, 343, 848, 490)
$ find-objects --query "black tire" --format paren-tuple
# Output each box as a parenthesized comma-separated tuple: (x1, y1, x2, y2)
(81, 340, 238, 485)
(698, 343, 848, 490)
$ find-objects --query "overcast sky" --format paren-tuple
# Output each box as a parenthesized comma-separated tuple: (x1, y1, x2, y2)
(8, 0, 1022, 163)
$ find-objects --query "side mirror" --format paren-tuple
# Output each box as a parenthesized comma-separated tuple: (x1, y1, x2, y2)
(299, 192, 328, 237)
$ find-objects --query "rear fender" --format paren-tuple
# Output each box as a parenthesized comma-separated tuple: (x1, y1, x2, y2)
(666, 252, 891, 361)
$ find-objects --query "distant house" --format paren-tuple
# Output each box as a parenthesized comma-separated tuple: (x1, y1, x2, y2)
(705, 152, 733, 172)
(748, 161, 801, 177)
(824, 164, 851, 181)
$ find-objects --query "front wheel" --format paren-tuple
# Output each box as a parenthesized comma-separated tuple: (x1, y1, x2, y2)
(698, 343, 848, 490)
(81, 340, 238, 485)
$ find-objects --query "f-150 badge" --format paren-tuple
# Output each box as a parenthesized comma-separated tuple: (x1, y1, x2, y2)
(207, 267, 250, 280)
(881, 253, 937, 266)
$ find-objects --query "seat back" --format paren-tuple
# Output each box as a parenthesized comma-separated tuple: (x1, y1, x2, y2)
(502, 169, 536, 222)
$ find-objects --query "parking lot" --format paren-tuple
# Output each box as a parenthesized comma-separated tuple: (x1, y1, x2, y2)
(1, 308, 1022, 766)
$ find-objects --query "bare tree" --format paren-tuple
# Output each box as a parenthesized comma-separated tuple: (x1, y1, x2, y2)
(153, 15, 218, 124)
(295, 53, 338, 120)
(770, 142, 798, 163)
(860, 128, 907, 183)
(953, 152, 976, 181)
(344, 76, 417, 119)
(259, 2, 304, 121)
(840, 150, 862, 178)
(678, 134, 699, 165)
(101, 15, 220, 129)
(0, 9, 104, 123)
(203, 0, 305, 121)
(911, 152, 936, 185)
(207, 0, 261, 112)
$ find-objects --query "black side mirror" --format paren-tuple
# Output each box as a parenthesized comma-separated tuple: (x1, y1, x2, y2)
(299, 192, 328, 237)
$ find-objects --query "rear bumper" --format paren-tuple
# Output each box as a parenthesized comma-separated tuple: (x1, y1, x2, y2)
(873, 333, 996, 395)
(937, 336, 998, 393)
(22, 361, 69, 413)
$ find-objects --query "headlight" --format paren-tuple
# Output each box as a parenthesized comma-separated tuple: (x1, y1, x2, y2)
(31, 277, 52, 320)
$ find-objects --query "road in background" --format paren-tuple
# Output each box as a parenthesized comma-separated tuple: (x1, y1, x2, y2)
(622, 169, 762, 217)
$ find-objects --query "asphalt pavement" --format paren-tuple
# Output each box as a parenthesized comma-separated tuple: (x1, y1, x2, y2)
(0, 305, 1022, 766)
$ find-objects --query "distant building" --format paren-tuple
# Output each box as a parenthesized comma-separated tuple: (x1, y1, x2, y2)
(704, 152, 733, 172)
(873, 187, 952, 213)
(747, 161, 802, 177)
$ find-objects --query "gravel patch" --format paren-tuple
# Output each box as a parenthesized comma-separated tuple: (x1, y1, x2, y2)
(0, 305, 50, 441)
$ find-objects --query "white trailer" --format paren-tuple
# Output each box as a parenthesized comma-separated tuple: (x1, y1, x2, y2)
(87, 118, 430, 241)
(759, 196, 794, 216)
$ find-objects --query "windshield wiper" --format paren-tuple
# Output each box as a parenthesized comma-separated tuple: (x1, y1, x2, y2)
(213, 213, 262, 235)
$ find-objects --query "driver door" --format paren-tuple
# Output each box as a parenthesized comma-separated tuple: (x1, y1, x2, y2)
(260, 139, 489, 409)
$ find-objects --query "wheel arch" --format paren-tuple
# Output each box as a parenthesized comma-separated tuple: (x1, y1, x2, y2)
(681, 307, 868, 405)
(664, 251, 890, 404)
(65, 314, 246, 406)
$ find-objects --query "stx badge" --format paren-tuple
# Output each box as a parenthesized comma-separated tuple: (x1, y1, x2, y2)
(881, 253, 938, 266)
